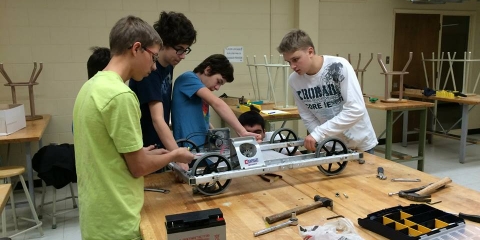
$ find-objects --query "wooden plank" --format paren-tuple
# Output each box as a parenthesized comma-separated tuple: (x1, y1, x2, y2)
(374, 146, 412, 160)
(365, 96, 434, 111)
(392, 91, 480, 105)
(418, 129, 480, 145)
(140, 153, 480, 240)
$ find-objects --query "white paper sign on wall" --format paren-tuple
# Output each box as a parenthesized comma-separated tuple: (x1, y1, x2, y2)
(224, 46, 243, 63)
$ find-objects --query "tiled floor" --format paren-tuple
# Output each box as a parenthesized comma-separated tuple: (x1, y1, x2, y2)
(3, 135, 480, 239)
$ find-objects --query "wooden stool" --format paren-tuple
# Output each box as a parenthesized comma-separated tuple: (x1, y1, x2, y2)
(1, 184, 12, 236)
(0, 167, 43, 238)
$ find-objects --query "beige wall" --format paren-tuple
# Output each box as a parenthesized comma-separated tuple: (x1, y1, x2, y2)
(1, 0, 480, 166)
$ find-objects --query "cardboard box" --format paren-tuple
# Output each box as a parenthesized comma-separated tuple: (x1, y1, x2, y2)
(220, 97, 240, 106)
(0, 104, 26, 136)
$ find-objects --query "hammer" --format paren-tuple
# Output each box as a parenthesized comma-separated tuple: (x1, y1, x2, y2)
(265, 195, 333, 224)
(399, 177, 451, 202)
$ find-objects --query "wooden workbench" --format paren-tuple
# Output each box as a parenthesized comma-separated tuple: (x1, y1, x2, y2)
(393, 91, 480, 163)
(365, 98, 434, 171)
(0, 114, 51, 205)
(140, 153, 480, 239)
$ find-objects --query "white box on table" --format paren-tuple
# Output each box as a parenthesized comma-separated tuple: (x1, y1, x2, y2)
(0, 104, 26, 136)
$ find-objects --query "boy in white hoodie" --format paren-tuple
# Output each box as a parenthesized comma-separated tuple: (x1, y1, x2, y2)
(277, 29, 377, 153)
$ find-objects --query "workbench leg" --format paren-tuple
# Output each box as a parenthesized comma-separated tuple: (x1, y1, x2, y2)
(25, 142, 35, 207)
(459, 104, 468, 163)
(385, 110, 393, 160)
(418, 108, 426, 171)
(402, 110, 408, 147)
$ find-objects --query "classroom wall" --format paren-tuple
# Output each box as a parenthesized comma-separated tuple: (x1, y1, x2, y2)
(311, 0, 480, 137)
(1, 0, 480, 166)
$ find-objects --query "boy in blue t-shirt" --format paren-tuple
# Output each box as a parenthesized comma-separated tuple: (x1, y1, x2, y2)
(129, 11, 196, 171)
(171, 54, 261, 148)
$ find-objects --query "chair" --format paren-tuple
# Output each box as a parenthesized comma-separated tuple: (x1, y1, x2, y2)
(37, 181, 77, 229)
(0, 166, 43, 238)
(32, 143, 77, 229)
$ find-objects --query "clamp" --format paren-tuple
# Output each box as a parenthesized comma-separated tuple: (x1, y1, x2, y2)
(259, 173, 283, 183)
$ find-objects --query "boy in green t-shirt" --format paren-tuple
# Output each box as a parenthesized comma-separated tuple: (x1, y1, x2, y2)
(73, 15, 194, 240)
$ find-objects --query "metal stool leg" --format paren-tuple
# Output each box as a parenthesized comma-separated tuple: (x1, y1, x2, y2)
(5, 178, 17, 231)
(38, 181, 46, 219)
(52, 187, 56, 229)
(69, 183, 77, 208)
(1, 208, 6, 237)
(15, 175, 43, 236)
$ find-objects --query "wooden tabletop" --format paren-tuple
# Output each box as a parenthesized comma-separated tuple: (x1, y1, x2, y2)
(392, 91, 480, 105)
(365, 97, 434, 110)
(0, 114, 51, 143)
(140, 153, 480, 239)
(230, 105, 300, 122)
(0, 184, 12, 212)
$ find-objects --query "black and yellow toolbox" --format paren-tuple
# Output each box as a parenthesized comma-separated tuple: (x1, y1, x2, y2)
(358, 204, 473, 240)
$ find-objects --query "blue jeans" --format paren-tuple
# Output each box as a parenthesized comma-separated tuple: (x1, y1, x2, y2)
(365, 148, 375, 154)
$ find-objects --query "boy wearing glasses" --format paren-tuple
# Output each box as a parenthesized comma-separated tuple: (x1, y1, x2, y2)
(73, 16, 194, 239)
(277, 29, 377, 153)
(171, 54, 261, 148)
(129, 11, 196, 171)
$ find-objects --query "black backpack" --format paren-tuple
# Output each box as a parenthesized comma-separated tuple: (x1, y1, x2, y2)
(32, 144, 76, 189)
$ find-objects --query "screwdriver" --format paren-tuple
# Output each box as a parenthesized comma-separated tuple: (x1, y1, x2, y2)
(448, 212, 480, 223)
(457, 213, 480, 223)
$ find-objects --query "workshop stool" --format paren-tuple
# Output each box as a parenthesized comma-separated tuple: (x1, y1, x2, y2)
(37, 181, 77, 229)
(1, 184, 12, 237)
(0, 166, 43, 238)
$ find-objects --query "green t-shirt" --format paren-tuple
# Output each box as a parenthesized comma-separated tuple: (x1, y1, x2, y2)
(73, 71, 144, 240)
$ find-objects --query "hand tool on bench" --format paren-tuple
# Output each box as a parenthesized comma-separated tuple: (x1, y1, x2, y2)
(448, 212, 480, 223)
(259, 173, 282, 183)
(399, 177, 451, 202)
(265, 195, 333, 224)
(377, 167, 387, 180)
(391, 178, 421, 182)
(254, 212, 298, 237)
(389, 183, 432, 196)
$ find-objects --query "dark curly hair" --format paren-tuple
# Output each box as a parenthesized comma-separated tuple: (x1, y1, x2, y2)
(238, 111, 265, 130)
(153, 11, 197, 47)
(87, 46, 111, 79)
(193, 54, 234, 83)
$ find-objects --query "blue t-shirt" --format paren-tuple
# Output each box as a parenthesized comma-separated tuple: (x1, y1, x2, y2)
(129, 62, 173, 147)
(171, 71, 210, 147)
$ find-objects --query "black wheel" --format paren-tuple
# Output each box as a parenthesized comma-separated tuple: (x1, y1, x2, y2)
(315, 138, 348, 176)
(176, 139, 200, 153)
(191, 153, 232, 195)
(269, 128, 299, 156)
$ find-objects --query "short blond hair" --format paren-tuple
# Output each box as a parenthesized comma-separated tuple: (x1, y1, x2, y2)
(277, 29, 315, 54)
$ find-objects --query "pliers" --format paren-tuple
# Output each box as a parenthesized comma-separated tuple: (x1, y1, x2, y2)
(259, 173, 282, 183)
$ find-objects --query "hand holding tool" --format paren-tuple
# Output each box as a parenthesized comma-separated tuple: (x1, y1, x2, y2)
(377, 167, 387, 180)
(265, 195, 333, 224)
(254, 212, 298, 237)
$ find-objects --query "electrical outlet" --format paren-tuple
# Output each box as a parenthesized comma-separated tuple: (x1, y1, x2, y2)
(386, 56, 390, 64)
(393, 82, 398, 88)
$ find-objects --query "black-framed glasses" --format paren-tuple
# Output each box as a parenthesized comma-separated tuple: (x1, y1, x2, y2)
(173, 46, 191, 55)
(142, 47, 159, 63)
